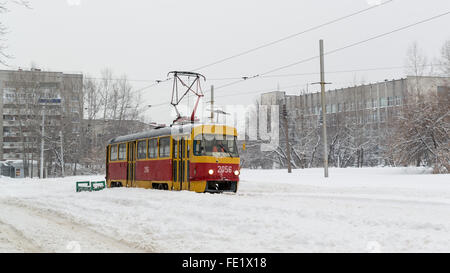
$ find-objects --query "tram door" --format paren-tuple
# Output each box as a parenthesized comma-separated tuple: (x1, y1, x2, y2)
(173, 137, 189, 191)
(172, 138, 180, 190)
(127, 141, 136, 187)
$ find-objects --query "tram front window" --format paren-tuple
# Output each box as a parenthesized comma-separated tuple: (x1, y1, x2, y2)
(193, 134, 239, 157)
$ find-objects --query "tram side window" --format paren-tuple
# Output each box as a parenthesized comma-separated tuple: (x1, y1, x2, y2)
(110, 145, 118, 161)
(118, 143, 126, 160)
(148, 138, 157, 158)
(137, 140, 147, 159)
(159, 137, 170, 158)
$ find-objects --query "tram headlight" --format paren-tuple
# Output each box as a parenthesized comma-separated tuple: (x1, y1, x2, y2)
(208, 169, 214, 175)
(234, 170, 240, 176)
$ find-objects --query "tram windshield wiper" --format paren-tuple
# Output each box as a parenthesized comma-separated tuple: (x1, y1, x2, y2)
(218, 142, 234, 158)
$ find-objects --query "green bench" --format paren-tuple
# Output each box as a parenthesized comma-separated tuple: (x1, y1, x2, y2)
(76, 181, 106, 192)
(91, 181, 106, 191)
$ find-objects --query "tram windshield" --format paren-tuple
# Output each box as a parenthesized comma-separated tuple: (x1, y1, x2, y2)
(193, 134, 239, 157)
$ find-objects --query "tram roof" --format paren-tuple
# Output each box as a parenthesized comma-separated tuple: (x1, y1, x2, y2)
(107, 124, 194, 144)
(107, 123, 237, 144)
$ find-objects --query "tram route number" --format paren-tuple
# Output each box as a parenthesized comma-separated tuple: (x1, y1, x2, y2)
(217, 165, 232, 174)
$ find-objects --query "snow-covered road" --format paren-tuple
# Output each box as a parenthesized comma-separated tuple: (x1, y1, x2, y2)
(1, 167, 449, 252)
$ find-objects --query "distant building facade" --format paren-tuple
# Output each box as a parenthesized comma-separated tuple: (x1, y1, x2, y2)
(258, 76, 449, 168)
(0, 69, 83, 174)
(82, 119, 157, 150)
(80, 119, 158, 167)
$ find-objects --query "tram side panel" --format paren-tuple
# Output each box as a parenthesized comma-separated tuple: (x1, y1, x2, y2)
(107, 161, 128, 187)
(135, 159, 172, 188)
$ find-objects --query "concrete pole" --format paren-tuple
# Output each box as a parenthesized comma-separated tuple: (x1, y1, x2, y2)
(282, 102, 292, 173)
(319, 39, 329, 178)
(40, 106, 45, 179)
(60, 130, 64, 177)
(31, 147, 34, 178)
(210, 85, 214, 123)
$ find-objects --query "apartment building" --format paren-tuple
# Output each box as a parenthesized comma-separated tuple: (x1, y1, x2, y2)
(0, 69, 83, 164)
(259, 76, 449, 167)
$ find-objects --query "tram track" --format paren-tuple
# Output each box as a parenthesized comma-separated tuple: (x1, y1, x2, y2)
(0, 199, 150, 253)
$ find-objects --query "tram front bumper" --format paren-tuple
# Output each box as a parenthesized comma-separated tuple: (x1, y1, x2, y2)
(205, 180, 238, 193)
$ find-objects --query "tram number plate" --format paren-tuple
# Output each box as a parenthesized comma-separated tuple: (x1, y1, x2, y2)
(217, 166, 232, 174)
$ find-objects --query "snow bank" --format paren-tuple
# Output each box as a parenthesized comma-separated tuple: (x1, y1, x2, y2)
(0, 168, 449, 252)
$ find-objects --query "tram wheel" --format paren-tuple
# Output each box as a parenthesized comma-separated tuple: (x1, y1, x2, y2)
(158, 184, 164, 190)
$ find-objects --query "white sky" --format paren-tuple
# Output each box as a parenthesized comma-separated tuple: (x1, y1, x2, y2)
(2, 0, 450, 124)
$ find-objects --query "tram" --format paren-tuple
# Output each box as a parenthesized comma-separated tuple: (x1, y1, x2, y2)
(106, 124, 240, 193)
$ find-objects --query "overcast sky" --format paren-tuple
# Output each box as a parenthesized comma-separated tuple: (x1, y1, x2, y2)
(2, 0, 449, 124)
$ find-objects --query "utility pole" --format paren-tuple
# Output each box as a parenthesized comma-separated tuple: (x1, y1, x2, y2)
(60, 130, 64, 177)
(40, 106, 45, 179)
(319, 39, 329, 178)
(210, 85, 214, 123)
(282, 101, 292, 173)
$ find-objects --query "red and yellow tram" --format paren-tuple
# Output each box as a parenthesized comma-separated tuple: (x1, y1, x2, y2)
(106, 124, 240, 193)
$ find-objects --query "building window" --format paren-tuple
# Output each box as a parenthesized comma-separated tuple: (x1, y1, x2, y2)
(118, 143, 126, 160)
(331, 104, 337, 113)
(148, 138, 158, 158)
(137, 140, 147, 159)
(372, 98, 378, 108)
(380, 111, 386, 121)
(380, 97, 387, 107)
(388, 96, 395, 106)
(159, 137, 170, 158)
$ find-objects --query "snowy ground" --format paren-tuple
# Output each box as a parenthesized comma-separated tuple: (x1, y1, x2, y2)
(0, 167, 449, 253)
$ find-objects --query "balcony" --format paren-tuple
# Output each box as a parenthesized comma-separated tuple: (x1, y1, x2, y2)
(3, 132, 20, 137)
(3, 121, 21, 127)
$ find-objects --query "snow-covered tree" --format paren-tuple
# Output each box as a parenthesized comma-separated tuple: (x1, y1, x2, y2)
(389, 91, 449, 173)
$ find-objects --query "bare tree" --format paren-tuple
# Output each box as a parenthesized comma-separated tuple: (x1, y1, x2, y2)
(80, 69, 148, 173)
(439, 40, 450, 76)
(98, 68, 113, 120)
(0, 1, 30, 65)
(405, 42, 429, 95)
(390, 91, 449, 173)
(405, 42, 429, 76)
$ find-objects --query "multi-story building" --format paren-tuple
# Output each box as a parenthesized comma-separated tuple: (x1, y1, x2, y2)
(82, 119, 157, 151)
(258, 76, 449, 168)
(0, 69, 83, 175)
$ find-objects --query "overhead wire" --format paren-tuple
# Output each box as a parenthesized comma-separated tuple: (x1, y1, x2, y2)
(212, 11, 450, 92)
(126, 0, 396, 94)
(191, 0, 395, 72)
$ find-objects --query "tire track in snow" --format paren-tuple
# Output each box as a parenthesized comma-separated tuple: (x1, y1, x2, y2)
(237, 190, 450, 207)
(0, 200, 150, 253)
(0, 220, 43, 253)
